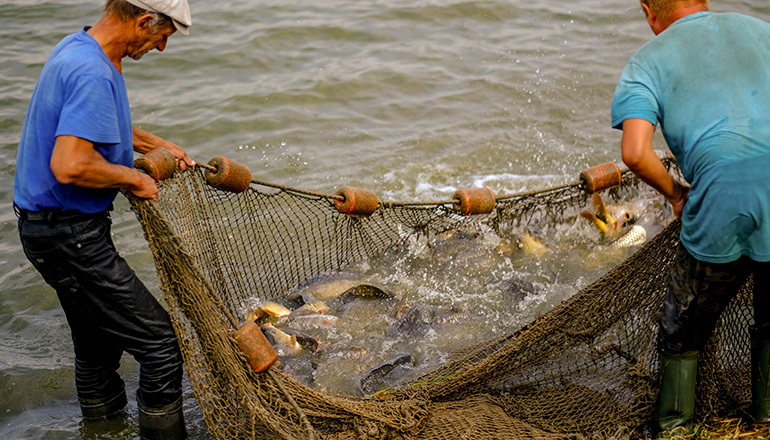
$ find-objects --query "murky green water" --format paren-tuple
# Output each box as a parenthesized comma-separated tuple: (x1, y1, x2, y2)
(2, 1, 768, 438)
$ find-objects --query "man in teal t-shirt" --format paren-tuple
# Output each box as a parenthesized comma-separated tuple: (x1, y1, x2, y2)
(611, 0, 770, 434)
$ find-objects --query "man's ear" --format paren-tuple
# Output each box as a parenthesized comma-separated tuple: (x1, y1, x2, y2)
(641, 3, 654, 25)
(135, 14, 154, 31)
(641, 2, 664, 35)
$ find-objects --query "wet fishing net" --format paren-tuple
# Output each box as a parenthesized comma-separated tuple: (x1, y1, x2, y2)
(125, 155, 752, 440)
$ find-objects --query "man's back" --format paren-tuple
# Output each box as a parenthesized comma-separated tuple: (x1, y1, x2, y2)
(612, 11, 770, 263)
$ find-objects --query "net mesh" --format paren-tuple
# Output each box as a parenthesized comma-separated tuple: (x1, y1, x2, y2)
(126, 157, 752, 440)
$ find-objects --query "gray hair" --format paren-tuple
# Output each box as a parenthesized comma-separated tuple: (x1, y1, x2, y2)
(104, 0, 172, 33)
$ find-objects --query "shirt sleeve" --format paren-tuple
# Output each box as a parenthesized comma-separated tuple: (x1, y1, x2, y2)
(56, 72, 122, 145)
(611, 61, 661, 130)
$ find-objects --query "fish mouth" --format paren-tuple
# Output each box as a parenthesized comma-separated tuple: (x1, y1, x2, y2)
(617, 211, 635, 228)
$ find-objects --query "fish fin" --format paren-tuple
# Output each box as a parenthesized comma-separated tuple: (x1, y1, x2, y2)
(592, 193, 604, 213)
(580, 211, 607, 234)
(592, 193, 616, 225)
(519, 229, 547, 256)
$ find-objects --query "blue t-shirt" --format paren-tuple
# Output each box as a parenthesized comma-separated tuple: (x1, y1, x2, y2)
(14, 27, 133, 214)
(612, 12, 770, 263)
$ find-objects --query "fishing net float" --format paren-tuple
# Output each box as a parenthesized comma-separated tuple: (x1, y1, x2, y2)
(134, 147, 178, 182)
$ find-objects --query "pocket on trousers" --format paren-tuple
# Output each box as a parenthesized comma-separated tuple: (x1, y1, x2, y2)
(73, 217, 113, 249)
(22, 244, 80, 292)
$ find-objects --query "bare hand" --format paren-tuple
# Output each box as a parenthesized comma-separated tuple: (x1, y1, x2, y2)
(131, 171, 160, 201)
(667, 183, 689, 219)
(162, 141, 195, 170)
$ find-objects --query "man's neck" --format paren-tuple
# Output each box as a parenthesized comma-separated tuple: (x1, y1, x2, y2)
(666, 4, 709, 28)
(87, 16, 130, 73)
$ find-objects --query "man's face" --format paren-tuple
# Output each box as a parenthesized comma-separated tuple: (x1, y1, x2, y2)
(129, 19, 176, 61)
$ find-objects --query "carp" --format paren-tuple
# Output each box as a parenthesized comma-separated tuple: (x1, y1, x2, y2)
(245, 301, 292, 323)
(386, 304, 439, 336)
(580, 193, 635, 240)
(518, 228, 548, 256)
(281, 328, 320, 353)
(329, 284, 397, 315)
(356, 353, 415, 396)
(496, 228, 548, 259)
(608, 224, 647, 248)
(287, 271, 367, 303)
(336, 284, 395, 302)
(429, 312, 478, 329)
(261, 323, 303, 356)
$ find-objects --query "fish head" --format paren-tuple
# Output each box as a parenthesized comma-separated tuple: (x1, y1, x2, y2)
(582, 193, 639, 239)
(261, 323, 303, 356)
(612, 209, 634, 230)
(603, 203, 639, 238)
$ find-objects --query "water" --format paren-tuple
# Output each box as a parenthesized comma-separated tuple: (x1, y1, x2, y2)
(2, 0, 769, 438)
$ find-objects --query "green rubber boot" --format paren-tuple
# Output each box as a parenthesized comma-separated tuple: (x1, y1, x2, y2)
(658, 350, 698, 433)
(751, 327, 770, 422)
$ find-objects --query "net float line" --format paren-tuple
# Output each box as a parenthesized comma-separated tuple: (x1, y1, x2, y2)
(141, 152, 677, 215)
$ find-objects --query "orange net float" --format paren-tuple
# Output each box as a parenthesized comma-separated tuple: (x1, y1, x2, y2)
(233, 321, 278, 374)
(334, 186, 379, 216)
(453, 187, 496, 216)
(134, 148, 177, 182)
(580, 161, 622, 194)
(205, 156, 252, 193)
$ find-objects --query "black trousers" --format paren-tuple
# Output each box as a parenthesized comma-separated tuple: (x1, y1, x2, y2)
(660, 243, 770, 354)
(18, 211, 183, 408)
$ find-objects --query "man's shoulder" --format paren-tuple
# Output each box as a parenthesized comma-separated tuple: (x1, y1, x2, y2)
(47, 30, 114, 79)
(717, 11, 770, 24)
(631, 12, 770, 61)
(681, 11, 770, 35)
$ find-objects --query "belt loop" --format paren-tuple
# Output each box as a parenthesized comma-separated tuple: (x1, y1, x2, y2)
(13, 202, 22, 219)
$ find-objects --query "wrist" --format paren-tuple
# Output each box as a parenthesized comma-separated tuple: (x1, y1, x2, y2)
(664, 182, 686, 204)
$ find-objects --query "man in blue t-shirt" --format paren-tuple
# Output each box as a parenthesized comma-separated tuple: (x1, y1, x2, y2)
(611, 0, 770, 434)
(14, 1, 194, 438)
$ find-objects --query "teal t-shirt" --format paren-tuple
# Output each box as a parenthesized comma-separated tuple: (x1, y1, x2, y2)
(612, 12, 770, 263)
(14, 27, 133, 214)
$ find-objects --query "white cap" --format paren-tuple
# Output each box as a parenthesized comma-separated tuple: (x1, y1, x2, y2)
(123, 0, 192, 35)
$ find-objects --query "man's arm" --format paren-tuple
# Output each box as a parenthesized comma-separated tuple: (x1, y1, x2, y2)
(132, 126, 195, 170)
(621, 118, 688, 218)
(50, 135, 159, 201)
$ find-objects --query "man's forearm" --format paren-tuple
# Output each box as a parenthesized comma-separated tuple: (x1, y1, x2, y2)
(133, 126, 166, 154)
(51, 135, 159, 200)
(620, 118, 688, 217)
(132, 126, 195, 169)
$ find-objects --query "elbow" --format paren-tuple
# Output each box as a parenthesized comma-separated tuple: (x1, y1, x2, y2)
(50, 158, 86, 185)
(621, 150, 640, 170)
(621, 145, 646, 172)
